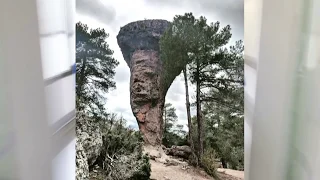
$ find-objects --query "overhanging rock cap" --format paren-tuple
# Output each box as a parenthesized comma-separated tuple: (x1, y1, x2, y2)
(117, 19, 170, 66)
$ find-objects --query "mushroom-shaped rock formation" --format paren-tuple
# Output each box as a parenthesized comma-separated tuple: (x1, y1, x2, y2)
(117, 19, 179, 146)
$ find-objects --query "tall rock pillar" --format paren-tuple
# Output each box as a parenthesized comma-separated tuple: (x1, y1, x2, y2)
(117, 20, 175, 146)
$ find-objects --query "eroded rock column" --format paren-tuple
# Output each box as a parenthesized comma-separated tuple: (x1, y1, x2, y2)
(117, 20, 172, 146)
(130, 50, 164, 145)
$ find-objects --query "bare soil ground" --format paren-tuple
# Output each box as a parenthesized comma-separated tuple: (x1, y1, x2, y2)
(89, 160, 244, 180)
(217, 168, 244, 179)
(150, 159, 244, 180)
(150, 160, 213, 180)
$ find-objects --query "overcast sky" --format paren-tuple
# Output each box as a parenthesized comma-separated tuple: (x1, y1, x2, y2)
(76, 0, 243, 130)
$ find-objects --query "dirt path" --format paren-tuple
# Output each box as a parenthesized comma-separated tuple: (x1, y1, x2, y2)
(150, 160, 213, 180)
(217, 168, 244, 179)
(150, 160, 244, 180)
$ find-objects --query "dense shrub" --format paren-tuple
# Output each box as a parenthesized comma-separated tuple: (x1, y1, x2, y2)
(201, 148, 218, 179)
(162, 131, 188, 148)
(104, 145, 151, 180)
(91, 115, 151, 180)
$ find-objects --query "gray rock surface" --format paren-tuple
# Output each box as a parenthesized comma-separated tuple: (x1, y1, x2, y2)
(76, 113, 103, 165)
(76, 138, 89, 180)
(76, 113, 103, 179)
(165, 145, 192, 159)
(117, 20, 170, 66)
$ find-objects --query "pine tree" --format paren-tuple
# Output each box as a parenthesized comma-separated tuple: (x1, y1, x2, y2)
(76, 22, 119, 119)
(202, 40, 244, 169)
(162, 103, 178, 147)
(161, 12, 232, 164)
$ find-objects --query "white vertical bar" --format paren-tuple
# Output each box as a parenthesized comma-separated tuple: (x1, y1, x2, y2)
(37, 0, 76, 179)
(0, 0, 52, 179)
(284, 0, 320, 179)
(310, 2, 320, 178)
(67, 0, 76, 66)
(248, 0, 303, 179)
(0, 31, 16, 180)
(37, 0, 70, 79)
(244, 0, 263, 177)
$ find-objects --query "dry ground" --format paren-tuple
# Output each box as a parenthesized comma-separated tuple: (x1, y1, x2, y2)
(150, 159, 244, 180)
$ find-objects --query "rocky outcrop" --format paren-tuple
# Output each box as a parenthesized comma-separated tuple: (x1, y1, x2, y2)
(165, 145, 192, 159)
(76, 139, 89, 180)
(117, 20, 182, 146)
(76, 113, 103, 179)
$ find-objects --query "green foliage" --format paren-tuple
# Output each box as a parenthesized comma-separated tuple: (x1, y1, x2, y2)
(104, 146, 151, 180)
(76, 22, 150, 180)
(93, 115, 151, 180)
(101, 116, 143, 156)
(162, 103, 188, 148)
(163, 103, 178, 133)
(201, 148, 219, 179)
(161, 12, 233, 87)
(128, 146, 151, 180)
(160, 13, 199, 91)
(160, 12, 235, 166)
(76, 22, 119, 119)
(163, 13, 243, 171)
(163, 131, 188, 148)
(202, 40, 244, 170)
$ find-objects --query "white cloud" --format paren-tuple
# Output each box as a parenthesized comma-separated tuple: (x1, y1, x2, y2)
(114, 63, 130, 83)
(144, 0, 244, 42)
(76, 0, 243, 131)
(76, 0, 116, 25)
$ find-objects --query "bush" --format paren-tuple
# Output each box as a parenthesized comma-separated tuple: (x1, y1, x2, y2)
(162, 131, 188, 148)
(217, 138, 243, 170)
(90, 115, 151, 180)
(201, 148, 218, 179)
(228, 146, 244, 170)
(188, 151, 199, 167)
(104, 146, 151, 180)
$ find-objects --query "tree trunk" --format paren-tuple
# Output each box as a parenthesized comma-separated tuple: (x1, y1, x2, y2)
(183, 67, 193, 150)
(163, 106, 167, 133)
(221, 158, 228, 168)
(196, 60, 203, 164)
(76, 57, 87, 99)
